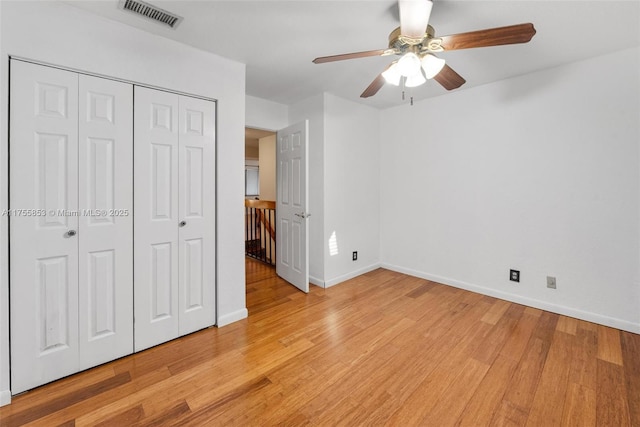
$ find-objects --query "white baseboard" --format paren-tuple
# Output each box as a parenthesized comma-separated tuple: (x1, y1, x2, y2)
(309, 275, 324, 288)
(381, 263, 640, 334)
(216, 308, 248, 327)
(324, 263, 382, 289)
(0, 389, 10, 407)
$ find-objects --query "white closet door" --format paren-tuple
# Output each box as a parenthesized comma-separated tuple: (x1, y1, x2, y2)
(134, 86, 180, 351)
(78, 75, 133, 368)
(10, 61, 80, 394)
(134, 88, 216, 350)
(178, 95, 216, 335)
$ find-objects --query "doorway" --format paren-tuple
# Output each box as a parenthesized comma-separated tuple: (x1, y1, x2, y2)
(244, 121, 310, 304)
(244, 127, 277, 275)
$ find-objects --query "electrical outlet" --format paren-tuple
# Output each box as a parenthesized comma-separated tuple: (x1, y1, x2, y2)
(352, 251, 358, 261)
(510, 269, 520, 282)
(547, 276, 556, 289)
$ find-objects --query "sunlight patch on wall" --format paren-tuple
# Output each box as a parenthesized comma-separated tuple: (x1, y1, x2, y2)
(329, 231, 339, 256)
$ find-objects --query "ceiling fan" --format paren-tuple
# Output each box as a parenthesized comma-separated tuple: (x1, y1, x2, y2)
(312, 0, 536, 99)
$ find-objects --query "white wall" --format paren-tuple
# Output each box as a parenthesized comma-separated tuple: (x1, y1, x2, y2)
(0, 1, 247, 403)
(323, 94, 381, 286)
(246, 95, 288, 131)
(380, 47, 640, 333)
(289, 94, 325, 285)
(258, 135, 277, 201)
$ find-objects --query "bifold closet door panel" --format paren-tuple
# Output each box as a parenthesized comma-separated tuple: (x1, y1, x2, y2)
(178, 95, 216, 335)
(134, 87, 216, 350)
(9, 61, 80, 394)
(78, 75, 134, 369)
(134, 86, 180, 352)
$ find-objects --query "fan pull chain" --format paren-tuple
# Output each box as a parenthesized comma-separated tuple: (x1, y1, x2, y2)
(401, 78, 414, 106)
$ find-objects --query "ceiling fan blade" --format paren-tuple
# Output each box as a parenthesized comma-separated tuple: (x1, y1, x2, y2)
(313, 49, 388, 64)
(440, 23, 536, 51)
(399, 0, 433, 39)
(360, 65, 392, 98)
(433, 64, 466, 90)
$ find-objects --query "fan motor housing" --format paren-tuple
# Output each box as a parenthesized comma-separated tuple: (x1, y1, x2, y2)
(388, 25, 435, 49)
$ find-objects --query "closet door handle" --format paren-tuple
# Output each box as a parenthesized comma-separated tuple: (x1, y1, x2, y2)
(179, 221, 187, 227)
(65, 230, 77, 237)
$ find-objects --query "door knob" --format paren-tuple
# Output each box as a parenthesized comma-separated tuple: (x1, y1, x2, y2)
(294, 212, 311, 219)
(65, 230, 77, 237)
(179, 221, 187, 227)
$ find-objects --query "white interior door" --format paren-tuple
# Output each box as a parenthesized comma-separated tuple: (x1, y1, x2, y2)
(276, 121, 309, 293)
(10, 61, 80, 393)
(77, 74, 133, 369)
(177, 95, 216, 335)
(134, 86, 180, 352)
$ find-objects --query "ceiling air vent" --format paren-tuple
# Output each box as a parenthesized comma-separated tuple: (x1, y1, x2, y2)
(118, 0, 183, 29)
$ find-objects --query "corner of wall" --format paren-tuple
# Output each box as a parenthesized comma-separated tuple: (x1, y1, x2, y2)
(0, 390, 10, 407)
(217, 308, 248, 327)
(324, 263, 382, 288)
(309, 275, 325, 288)
(245, 95, 289, 131)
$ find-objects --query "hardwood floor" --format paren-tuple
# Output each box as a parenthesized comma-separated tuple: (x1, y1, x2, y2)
(1, 258, 638, 426)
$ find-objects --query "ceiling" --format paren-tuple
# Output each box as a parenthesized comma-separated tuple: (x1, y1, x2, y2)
(65, 1, 640, 109)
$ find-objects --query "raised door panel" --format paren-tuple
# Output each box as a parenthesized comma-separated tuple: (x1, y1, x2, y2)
(10, 60, 80, 394)
(184, 238, 203, 311)
(184, 147, 203, 218)
(151, 143, 174, 219)
(177, 95, 216, 335)
(279, 218, 290, 267)
(150, 242, 174, 320)
(78, 75, 133, 368)
(277, 135, 291, 275)
(289, 130, 304, 277)
(36, 256, 72, 354)
(290, 131, 303, 209)
(134, 86, 180, 352)
(86, 250, 116, 339)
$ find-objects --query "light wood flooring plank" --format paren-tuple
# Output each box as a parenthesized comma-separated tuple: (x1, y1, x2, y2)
(597, 325, 624, 365)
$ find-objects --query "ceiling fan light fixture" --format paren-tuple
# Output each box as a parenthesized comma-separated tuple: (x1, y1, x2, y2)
(421, 53, 446, 79)
(382, 62, 402, 86)
(397, 52, 422, 77)
(405, 72, 426, 88)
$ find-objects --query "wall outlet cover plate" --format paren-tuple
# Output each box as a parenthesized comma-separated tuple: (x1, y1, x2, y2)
(510, 269, 520, 282)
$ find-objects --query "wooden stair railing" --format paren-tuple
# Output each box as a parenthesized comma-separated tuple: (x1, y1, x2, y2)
(244, 199, 276, 265)
(245, 200, 276, 243)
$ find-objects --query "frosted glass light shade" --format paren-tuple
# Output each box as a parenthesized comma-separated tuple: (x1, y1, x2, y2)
(382, 62, 402, 86)
(399, 0, 433, 39)
(405, 72, 426, 88)
(421, 54, 446, 79)
(397, 52, 422, 77)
